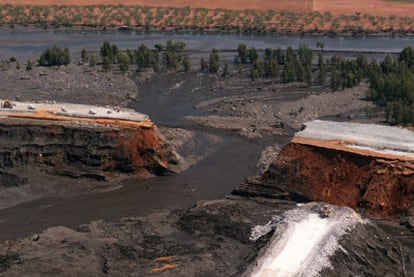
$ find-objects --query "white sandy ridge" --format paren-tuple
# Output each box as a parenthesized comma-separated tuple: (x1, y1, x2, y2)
(296, 120, 414, 159)
(0, 100, 149, 122)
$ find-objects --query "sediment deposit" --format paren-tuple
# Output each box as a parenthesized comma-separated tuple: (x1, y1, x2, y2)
(235, 120, 414, 217)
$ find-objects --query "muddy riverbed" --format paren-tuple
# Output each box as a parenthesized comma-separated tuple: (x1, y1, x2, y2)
(0, 55, 373, 241)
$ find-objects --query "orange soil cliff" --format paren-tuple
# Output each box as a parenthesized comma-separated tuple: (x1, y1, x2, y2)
(0, 116, 178, 179)
(235, 119, 414, 218)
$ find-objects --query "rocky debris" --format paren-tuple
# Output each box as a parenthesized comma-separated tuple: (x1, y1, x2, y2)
(276, 83, 373, 129)
(400, 217, 414, 231)
(0, 170, 28, 188)
(322, 222, 414, 276)
(0, 116, 179, 180)
(0, 254, 20, 273)
(0, 198, 293, 276)
(234, 121, 414, 217)
(256, 144, 281, 174)
(185, 115, 285, 139)
(0, 64, 137, 107)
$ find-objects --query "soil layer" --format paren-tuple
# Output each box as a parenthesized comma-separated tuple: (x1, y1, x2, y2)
(236, 142, 414, 217)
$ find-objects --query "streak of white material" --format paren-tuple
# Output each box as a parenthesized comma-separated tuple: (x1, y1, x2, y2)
(247, 203, 365, 277)
(253, 214, 329, 277)
(296, 120, 414, 158)
(0, 100, 149, 122)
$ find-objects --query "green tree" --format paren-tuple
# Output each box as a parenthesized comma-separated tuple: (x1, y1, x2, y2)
(154, 43, 164, 52)
(237, 43, 248, 64)
(317, 54, 326, 85)
(200, 57, 208, 73)
(26, 60, 33, 71)
(298, 44, 313, 67)
(182, 55, 190, 72)
(263, 58, 279, 79)
(100, 41, 118, 63)
(117, 53, 130, 73)
(135, 44, 157, 69)
(164, 51, 179, 70)
(81, 48, 88, 64)
(305, 65, 312, 86)
(316, 41, 325, 54)
(222, 63, 229, 77)
(38, 46, 70, 66)
(276, 48, 285, 65)
(89, 54, 96, 68)
(163, 40, 185, 71)
(209, 48, 219, 73)
(251, 60, 261, 81)
(249, 47, 258, 63)
(399, 46, 414, 69)
(102, 56, 112, 71)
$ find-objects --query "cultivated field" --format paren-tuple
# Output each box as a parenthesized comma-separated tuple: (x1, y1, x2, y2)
(1, 0, 414, 17)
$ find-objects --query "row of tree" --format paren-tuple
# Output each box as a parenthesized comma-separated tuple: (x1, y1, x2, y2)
(368, 46, 414, 125)
(38, 46, 70, 66)
(34, 43, 414, 125)
(97, 40, 189, 73)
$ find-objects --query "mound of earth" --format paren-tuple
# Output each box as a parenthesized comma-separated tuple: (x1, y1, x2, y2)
(234, 120, 414, 217)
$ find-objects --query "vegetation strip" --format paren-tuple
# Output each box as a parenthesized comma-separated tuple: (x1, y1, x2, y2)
(1, 4, 414, 34)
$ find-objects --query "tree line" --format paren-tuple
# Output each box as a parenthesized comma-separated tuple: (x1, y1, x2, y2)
(24, 42, 414, 125)
(368, 47, 414, 125)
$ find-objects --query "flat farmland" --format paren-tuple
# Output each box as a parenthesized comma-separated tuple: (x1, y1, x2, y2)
(0, 0, 414, 17)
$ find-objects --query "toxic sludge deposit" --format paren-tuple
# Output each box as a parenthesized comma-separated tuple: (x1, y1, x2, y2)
(245, 203, 365, 277)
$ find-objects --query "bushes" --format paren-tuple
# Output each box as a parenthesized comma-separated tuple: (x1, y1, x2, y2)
(209, 48, 219, 73)
(38, 46, 70, 66)
(100, 41, 118, 63)
(368, 47, 414, 125)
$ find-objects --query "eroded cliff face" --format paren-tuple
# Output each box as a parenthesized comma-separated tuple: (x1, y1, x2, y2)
(235, 142, 414, 217)
(0, 117, 179, 180)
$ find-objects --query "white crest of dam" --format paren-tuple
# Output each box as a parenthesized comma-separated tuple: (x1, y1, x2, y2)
(297, 120, 414, 159)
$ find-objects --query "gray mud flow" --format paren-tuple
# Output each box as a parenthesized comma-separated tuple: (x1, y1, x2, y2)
(0, 130, 262, 241)
(0, 72, 272, 242)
